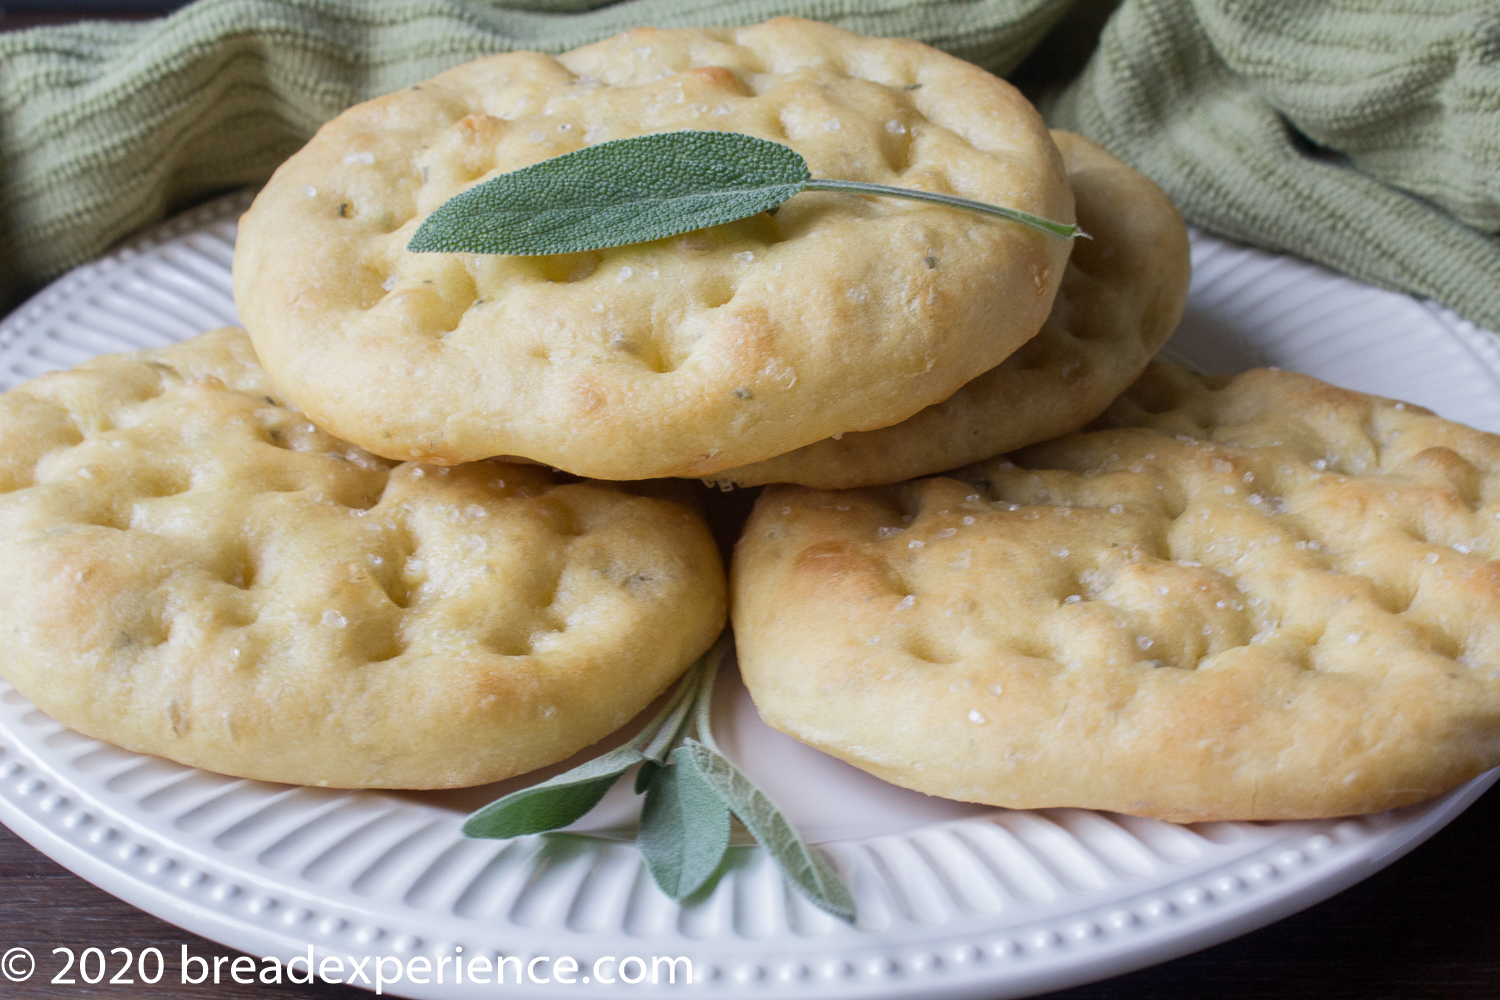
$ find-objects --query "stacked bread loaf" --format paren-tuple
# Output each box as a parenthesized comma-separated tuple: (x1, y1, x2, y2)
(1, 18, 1496, 820)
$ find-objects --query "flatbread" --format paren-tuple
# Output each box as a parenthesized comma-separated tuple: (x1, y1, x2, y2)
(233, 17, 1073, 479)
(0, 329, 726, 789)
(733, 362, 1500, 820)
(709, 131, 1189, 489)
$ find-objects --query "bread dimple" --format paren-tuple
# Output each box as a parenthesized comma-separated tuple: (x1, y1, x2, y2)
(233, 17, 1072, 479)
(710, 131, 1191, 489)
(0, 329, 726, 789)
(732, 362, 1500, 820)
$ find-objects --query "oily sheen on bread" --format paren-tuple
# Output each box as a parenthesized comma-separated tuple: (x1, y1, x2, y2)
(233, 17, 1073, 479)
(0, 329, 726, 788)
(732, 363, 1500, 820)
(710, 131, 1190, 489)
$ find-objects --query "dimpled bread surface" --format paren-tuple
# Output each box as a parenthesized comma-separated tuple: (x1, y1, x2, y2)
(233, 17, 1073, 479)
(0, 329, 726, 789)
(733, 363, 1500, 820)
(710, 131, 1189, 489)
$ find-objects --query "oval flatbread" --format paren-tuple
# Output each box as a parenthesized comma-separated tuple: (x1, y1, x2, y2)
(710, 131, 1190, 489)
(233, 17, 1073, 479)
(733, 363, 1500, 820)
(0, 329, 726, 789)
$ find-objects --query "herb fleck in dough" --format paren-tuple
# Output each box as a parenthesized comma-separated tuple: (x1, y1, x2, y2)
(233, 17, 1073, 479)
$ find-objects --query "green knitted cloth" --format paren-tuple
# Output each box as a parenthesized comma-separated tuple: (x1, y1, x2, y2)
(3, 0, 1497, 330)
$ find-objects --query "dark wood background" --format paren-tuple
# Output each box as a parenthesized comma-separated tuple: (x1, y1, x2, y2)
(4, 4, 1499, 999)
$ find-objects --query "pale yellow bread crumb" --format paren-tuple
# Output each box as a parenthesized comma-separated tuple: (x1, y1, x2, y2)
(711, 131, 1189, 489)
(733, 363, 1500, 820)
(0, 329, 726, 789)
(233, 17, 1073, 479)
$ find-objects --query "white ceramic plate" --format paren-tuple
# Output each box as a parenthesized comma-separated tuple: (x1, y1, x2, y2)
(0, 191, 1496, 1000)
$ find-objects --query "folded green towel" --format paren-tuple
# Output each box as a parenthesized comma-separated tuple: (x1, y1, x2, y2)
(2, 0, 1496, 332)
(1047, 0, 1500, 334)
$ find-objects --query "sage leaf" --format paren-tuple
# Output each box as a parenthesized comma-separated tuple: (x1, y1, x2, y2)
(408, 130, 1083, 258)
(461, 743, 643, 839)
(409, 131, 809, 256)
(638, 746, 731, 900)
(678, 739, 856, 922)
(462, 635, 725, 839)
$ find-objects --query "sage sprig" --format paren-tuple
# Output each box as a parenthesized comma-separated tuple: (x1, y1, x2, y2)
(461, 632, 856, 921)
(408, 129, 1082, 257)
(675, 658, 855, 920)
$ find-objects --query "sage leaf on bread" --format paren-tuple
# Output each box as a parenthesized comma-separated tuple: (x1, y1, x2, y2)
(409, 131, 808, 256)
(638, 747, 732, 899)
(409, 130, 1082, 257)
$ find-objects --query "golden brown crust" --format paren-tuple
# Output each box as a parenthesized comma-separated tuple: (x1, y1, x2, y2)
(233, 17, 1072, 479)
(0, 329, 726, 788)
(710, 132, 1190, 489)
(732, 363, 1500, 820)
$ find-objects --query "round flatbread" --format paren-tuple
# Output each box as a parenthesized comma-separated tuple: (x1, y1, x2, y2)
(733, 363, 1500, 820)
(233, 17, 1073, 480)
(0, 329, 725, 789)
(710, 131, 1189, 489)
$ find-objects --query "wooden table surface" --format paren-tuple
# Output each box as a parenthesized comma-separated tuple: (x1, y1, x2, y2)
(4, 779, 1499, 998)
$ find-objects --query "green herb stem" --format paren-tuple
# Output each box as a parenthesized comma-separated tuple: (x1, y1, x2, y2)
(692, 640, 723, 754)
(801, 177, 1086, 240)
(642, 640, 716, 763)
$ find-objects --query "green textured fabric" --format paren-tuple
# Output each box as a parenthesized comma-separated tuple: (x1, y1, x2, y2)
(1046, 0, 1500, 333)
(2, 0, 1497, 332)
